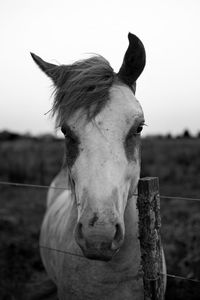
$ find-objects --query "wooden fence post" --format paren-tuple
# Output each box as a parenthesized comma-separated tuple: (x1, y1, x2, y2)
(137, 177, 164, 300)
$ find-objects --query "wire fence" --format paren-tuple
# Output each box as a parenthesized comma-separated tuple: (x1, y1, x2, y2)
(1, 180, 200, 202)
(1, 180, 200, 285)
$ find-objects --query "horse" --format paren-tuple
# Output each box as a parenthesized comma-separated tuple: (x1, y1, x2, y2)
(31, 33, 165, 300)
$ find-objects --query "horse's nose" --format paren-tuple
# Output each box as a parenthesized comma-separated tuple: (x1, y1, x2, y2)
(75, 220, 124, 261)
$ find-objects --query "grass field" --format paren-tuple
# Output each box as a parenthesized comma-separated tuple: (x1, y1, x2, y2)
(0, 134, 200, 299)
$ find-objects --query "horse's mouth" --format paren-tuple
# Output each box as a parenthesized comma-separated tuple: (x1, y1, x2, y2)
(80, 245, 120, 262)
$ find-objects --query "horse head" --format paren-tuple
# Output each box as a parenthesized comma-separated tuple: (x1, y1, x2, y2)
(31, 33, 146, 261)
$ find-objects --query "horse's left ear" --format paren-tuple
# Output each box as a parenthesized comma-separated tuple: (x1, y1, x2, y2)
(30, 52, 60, 85)
(117, 33, 146, 92)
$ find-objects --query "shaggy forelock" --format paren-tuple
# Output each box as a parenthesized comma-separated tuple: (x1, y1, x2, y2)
(52, 55, 116, 127)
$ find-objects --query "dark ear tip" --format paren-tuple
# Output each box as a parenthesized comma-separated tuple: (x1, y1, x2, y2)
(30, 52, 39, 62)
(30, 52, 38, 64)
(128, 32, 143, 46)
(128, 32, 136, 40)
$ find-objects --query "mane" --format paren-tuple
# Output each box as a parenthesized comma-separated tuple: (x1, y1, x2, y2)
(52, 55, 116, 126)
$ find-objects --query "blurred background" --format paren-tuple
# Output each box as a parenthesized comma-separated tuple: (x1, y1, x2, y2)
(0, 0, 200, 299)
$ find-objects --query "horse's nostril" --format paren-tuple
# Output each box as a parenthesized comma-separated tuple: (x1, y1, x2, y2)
(114, 224, 123, 242)
(111, 223, 124, 251)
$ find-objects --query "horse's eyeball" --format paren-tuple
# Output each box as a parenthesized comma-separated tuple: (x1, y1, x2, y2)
(136, 125, 143, 134)
(61, 126, 66, 136)
(61, 126, 77, 143)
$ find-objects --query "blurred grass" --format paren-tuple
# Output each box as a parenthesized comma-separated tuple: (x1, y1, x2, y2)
(0, 135, 200, 299)
(0, 187, 46, 300)
(141, 138, 200, 299)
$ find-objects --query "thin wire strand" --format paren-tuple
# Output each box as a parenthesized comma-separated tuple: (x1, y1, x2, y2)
(39, 245, 85, 259)
(0, 181, 200, 202)
(160, 195, 200, 202)
(0, 181, 68, 191)
(161, 273, 200, 284)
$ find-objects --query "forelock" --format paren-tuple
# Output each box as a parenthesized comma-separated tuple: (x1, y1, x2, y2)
(51, 55, 116, 127)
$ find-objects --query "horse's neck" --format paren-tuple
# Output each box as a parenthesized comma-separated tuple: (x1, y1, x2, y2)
(47, 167, 71, 208)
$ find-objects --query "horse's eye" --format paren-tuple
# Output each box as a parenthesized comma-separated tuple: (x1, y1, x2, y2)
(127, 124, 144, 139)
(136, 125, 143, 135)
(61, 126, 66, 136)
(61, 126, 78, 144)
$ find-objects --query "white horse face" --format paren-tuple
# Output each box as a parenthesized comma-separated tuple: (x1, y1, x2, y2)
(63, 84, 144, 261)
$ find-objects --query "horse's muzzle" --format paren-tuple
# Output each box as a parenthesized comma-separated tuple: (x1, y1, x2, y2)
(75, 221, 124, 261)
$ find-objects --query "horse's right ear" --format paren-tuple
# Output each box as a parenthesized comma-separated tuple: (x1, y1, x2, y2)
(30, 53, 60, 85)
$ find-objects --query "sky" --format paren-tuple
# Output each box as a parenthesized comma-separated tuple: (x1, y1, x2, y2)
(0, 0, 200, 137)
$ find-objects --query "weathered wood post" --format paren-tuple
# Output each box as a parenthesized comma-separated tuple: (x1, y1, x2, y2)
(137, 177, 164, 300)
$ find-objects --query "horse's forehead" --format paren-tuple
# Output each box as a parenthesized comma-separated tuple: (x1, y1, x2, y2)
(95, 85, 143, 131)
(68, 84, 143, 133)
(104, 85, 143, 123)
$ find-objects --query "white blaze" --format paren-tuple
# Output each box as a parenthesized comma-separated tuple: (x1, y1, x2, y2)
(68, 84, 144, 219)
